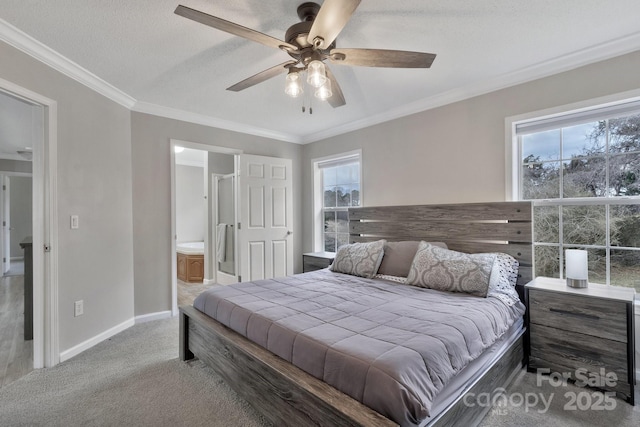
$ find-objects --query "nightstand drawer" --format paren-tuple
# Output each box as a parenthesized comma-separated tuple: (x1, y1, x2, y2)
(529, 289, 628, 342)
(529, 323, 631, 400)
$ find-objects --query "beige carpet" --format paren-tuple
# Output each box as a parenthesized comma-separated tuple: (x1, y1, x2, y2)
(0, 317, 268, 427)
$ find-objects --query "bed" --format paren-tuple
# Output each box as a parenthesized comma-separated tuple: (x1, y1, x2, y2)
(180, 201, 533, 426)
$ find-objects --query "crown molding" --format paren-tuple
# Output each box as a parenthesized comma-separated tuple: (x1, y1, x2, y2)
(0, 18, 136, 109)
(300, 31, 640, 144)
(132, 101, 302, 144)
(2, 13, 638, 146)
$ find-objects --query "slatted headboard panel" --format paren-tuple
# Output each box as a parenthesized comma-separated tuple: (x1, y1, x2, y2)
(348, 201, 533, 290)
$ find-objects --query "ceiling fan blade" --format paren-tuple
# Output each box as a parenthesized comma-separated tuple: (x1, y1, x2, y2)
(175, 5, 298, 52)
(308, 0, 361, 50)
(330, 48, 436, 68)
(227, 61, 298, 92)
(325, 66, 345, 108)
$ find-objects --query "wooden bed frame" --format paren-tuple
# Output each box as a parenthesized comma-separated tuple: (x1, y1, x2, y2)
(180, 201, 533, 426)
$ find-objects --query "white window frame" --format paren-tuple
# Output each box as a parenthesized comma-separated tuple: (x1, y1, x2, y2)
(312, 150, 362, 253)
(505, 89, 640, 288)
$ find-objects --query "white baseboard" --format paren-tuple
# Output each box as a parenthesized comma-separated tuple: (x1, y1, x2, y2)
(135, 310, 172, 324)
(59, 318, 134, 363)
(203, 278, 217, 285)
(217, 271, 238, 286)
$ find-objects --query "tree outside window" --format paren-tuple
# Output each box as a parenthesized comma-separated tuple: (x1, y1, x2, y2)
(520, 111, 640, 291)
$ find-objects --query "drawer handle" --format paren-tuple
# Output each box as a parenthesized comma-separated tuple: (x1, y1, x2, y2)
(549, 307, 599, 321)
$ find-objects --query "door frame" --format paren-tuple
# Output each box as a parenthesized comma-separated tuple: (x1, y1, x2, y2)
(0, 78, 58, 369)
(170, 139, 241, 316)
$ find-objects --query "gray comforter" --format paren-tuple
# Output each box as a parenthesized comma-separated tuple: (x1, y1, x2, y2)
(193, 269, 525, 426)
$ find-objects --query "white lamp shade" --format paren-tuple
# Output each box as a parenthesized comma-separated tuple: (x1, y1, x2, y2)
(285, 71, 303, 98)
(315, 79, 332, 101)
(306, 60, 327, 88)
(566, 249, 588, 280)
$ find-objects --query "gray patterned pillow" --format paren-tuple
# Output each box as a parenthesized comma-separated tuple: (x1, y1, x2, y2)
(330, 240, 386, 278)
(406, 242, 496, 297)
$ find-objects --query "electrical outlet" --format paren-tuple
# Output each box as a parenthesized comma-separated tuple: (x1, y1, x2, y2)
(74, 300, 84, 317)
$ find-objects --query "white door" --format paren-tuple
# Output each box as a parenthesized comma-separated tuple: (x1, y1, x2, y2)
(1, 175, 9, 274)
(238, 154, 293, 282)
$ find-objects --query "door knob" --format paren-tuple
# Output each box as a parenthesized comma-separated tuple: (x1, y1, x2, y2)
(286, 230, 293, 235)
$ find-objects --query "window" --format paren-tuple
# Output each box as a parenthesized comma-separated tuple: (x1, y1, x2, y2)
(314, 152, 361, 253)
(515, 100, 640, 291)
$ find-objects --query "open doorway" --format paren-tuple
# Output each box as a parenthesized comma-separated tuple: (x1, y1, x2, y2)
(171, 140, 241, 312)
(170, 140, 295, 314)
(0, 79, 58, 378)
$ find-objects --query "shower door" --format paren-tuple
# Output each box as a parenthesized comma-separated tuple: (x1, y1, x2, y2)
(215, 174, 236, 277)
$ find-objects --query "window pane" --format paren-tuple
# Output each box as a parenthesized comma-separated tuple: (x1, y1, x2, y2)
(610, 204, 640, 247)
(534, 245, 560, 278)
(336, 165, 351, 185)
(351, 186, 360, 206)
(522, 162, 560, 199)
(534, 206, 559, 243)
(562, 121, 605, 158)
(350, 163, 360, 183)
(522, 129, 560, 162)
(337, 233, 349, 249)
(562, 155, 606, 198)
(324, 211, 336, 233)
(337, 186, 350, 207)
(324, 233, 336, 252)
(609, 153, 640, 197)
(324, 186, 336, 207)
(609, 113, 640, 154)
(336, 210, 349, 233)
(323, 167, 337, 186)
(562, 205, 606, 245)
(610, 249, 640, 291)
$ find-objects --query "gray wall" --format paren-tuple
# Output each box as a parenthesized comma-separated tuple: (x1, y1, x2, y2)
(301, 50, 640, 253)
(131, 112, 302, 316)
(175, 165, 204, 243)
(0, 40, 134, 353)
(9, 176, 32, 257)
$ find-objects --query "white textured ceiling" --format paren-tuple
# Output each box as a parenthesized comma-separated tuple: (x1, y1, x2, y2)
(1, 0, 640, 143)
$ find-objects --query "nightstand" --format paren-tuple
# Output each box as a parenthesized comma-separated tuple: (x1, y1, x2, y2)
(526, 277, 636, 404)
(302, 252, 335, 272)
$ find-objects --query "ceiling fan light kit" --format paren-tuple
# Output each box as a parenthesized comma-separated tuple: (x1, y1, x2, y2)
(284, 69, 304, 98)
(175, 0, 436, 112)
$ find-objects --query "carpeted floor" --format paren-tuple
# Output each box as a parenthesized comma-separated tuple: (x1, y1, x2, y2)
(0, 317, 268, 427)
(1, 315, 638, 426)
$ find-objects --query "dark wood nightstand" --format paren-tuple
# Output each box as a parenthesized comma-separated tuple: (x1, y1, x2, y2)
(526, 277, 636, 404)
(302, 252, 335, 272)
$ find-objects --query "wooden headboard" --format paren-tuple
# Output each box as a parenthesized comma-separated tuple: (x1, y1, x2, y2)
(348, 201, 533, 295)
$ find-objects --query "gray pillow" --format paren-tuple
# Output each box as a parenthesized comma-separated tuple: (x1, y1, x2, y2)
(406, 242, 496, 297)
(330, 240, 386, 278)
(377, 241, 448, 277)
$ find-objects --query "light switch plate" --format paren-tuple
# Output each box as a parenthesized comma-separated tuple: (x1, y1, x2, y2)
(71, 215, 79, 229)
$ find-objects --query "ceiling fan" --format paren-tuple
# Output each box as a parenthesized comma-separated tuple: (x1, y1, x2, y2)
(175, 0, 436, 109)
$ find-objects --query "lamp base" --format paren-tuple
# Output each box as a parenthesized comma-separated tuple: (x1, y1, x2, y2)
(566, 278, 588, 288)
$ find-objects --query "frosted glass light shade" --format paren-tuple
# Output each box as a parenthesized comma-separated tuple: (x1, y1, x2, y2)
(315, 79, 332, 101)
(565, 249, 588, 288)
(284, 71, 303, 98)
(306, 60, 327, 88)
